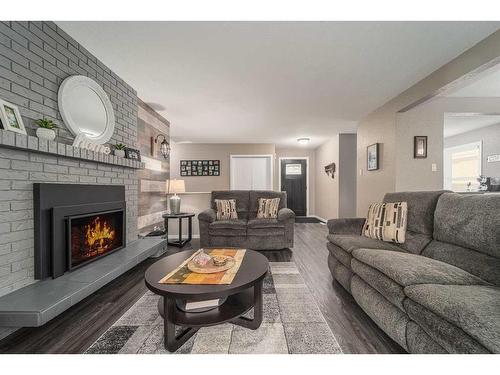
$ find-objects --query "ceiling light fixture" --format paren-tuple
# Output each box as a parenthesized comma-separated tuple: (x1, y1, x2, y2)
(297, 138, 310, 145)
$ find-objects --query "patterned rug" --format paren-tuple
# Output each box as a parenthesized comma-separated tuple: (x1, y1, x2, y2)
(85, 262, 343, 354)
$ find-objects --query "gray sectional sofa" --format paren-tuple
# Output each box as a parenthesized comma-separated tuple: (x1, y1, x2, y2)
(326, 191, 500, 353)
(199, 190, 295, 250)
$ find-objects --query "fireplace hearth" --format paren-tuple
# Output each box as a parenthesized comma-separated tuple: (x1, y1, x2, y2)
(34, 183, 126, 279)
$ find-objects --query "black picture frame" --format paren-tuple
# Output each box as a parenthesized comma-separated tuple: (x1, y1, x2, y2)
(125, 147, 141, 161)
(414, 136, 428, 159)
(180, 160, 220, 176)
(367, 143, 379, 171)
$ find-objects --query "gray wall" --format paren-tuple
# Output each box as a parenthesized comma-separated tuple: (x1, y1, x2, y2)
(0, 22, 140, 301)
(338, 134, 357, 217)
(444, 123, 500, 178)
(356, 29, 500, 215)
(0, 21, 137, 146)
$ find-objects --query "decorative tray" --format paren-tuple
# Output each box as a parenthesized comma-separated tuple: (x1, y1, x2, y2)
(187, 255, 235, 274)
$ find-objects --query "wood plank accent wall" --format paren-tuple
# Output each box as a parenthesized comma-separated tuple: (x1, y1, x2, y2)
(137, 99, 170, 233)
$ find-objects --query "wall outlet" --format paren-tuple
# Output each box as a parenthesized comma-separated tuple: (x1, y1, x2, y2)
(431, 163, 437, 172)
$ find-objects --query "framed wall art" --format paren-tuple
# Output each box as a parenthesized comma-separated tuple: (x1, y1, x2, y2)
(125, 147, 141, 161)
(414, 136, 428, 158)
(367, 143, 379, 171)
(180, 160, 220, 176)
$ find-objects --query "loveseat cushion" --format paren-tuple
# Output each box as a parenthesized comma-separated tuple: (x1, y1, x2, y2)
(327, 234, 403, 254)
(433, 193, 500, 258)
(208, 219, 247, 236)
(247, 218, 284, 229)
(404, 284, 500, 353)
(352, 249, 488, 287)
(211, 191, 250, 219)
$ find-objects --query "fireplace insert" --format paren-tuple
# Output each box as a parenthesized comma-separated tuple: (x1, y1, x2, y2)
(68, 209, 125, 270)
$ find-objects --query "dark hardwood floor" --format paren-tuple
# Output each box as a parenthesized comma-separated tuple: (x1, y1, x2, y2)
(0, 223, 404, 354)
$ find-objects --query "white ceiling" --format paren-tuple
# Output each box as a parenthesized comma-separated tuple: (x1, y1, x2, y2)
(57, 22, 499, 148)
(444, 114, 500, 138)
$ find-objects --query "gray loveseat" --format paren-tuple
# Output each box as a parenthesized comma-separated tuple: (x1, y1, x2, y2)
(199, 190, 295, 250)
(327, 191, 500, 353)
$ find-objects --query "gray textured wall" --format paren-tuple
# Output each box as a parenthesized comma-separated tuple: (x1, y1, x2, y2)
(0, 21, 140, 299)
(0, 21, 137, 146)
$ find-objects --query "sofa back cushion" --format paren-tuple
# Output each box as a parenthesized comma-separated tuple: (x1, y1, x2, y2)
(249, 191, 286, 219)
(383, 190, 447, 254)
(422, 240, 500, 286)
(211, 191, 250, 220)
(433, 193, 500, 258)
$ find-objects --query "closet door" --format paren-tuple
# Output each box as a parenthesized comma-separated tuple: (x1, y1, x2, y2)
(230, 155, 273, 190)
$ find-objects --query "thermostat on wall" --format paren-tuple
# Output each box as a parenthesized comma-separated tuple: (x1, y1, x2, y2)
(487, 154, 500, 163)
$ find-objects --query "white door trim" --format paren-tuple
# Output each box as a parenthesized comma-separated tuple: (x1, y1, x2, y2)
(278, 156, 309, 217)
(229, 154, 274, 190)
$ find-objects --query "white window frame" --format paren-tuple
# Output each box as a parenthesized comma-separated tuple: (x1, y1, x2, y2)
(229, 154, 274, 191)
(278, 156, 309, 217)
(443, 141, 482, 191)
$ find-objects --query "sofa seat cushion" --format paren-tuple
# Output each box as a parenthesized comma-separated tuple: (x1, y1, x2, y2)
(247, 227, 284, 237)
(404, 284, 500, 353)
(404, 297, 489, 353)
(208, 219, 247, 236)
(327, 234, 403, 254)
(352, 249, 488, 288)
(247, 218, 284, 229)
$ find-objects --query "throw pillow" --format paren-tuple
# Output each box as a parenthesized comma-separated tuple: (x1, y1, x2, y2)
(257, 198, 280, 219)
(362, 202, 408, 243)
(215, 199, 238, 220)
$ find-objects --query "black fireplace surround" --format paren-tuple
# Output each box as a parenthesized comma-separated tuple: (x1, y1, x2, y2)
(34, 183, 126, 279)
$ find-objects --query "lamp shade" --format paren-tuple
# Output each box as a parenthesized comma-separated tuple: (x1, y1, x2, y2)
(167, 179, 185, 194)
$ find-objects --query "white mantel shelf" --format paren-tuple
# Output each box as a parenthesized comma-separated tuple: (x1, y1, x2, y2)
(0, 129, 145, 169)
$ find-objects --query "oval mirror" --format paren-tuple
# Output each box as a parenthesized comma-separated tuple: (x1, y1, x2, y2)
(58, 75, 115, 144)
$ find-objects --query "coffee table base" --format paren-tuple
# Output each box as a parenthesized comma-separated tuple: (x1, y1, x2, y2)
(158, 282, 263, 352)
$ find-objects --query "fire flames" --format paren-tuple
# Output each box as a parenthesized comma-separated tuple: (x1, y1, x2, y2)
(84, 216, 116, 252)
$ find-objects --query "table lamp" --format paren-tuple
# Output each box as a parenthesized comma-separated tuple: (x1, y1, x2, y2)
(167, 179, 185, 214)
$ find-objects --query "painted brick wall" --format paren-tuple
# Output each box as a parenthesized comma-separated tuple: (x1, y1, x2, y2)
(0, 21, 137, 146)
(0, 21, 140, 300)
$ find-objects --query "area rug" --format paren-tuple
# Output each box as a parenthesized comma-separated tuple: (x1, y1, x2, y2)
(85, 262, 343, 354)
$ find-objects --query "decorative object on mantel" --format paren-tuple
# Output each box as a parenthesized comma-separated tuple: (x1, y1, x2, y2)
(367, 143, 379, 171)
(414, 136, 428, 158)
(114, 143, 127, 158)
(152, 134, 170, 159)
(34, 118, 57, 141)
(72, 134, 111, 154)
(180, 160, 220, 176)
(0, 98, 27, 135)
(324, 162, 336, 178)
(125, 147, 141, 161)
(58, 75, 115, 144)
(167, 179, 185, 214)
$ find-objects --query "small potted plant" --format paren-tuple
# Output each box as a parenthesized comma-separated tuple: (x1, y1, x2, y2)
(35, 118, 57, 141)
(114, 143, 126, 158)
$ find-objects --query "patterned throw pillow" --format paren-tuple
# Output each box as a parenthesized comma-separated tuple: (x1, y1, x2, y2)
(362, 202, 408, 243)
(257, 198, 281, 219)
(214, 199, 238, 221)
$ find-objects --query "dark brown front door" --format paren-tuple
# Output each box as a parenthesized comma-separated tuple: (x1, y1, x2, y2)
(280, 159, 307, 216)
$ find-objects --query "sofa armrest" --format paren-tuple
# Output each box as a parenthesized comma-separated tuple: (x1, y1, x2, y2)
(198, 208, 216, 223)
(277, 208, 295, 222)
(327, 218, 365, 235)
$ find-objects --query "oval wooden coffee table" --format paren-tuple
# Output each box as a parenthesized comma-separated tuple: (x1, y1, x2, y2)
(145, 249, 269, 352)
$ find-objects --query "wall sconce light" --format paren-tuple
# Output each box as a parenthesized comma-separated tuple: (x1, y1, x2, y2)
(152, 134, 170, 159)
(324, 162, 336, 179)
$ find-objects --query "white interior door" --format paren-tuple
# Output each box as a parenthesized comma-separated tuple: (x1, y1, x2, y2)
(230, 155, 273, 190)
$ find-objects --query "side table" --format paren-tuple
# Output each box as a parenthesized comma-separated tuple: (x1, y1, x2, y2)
(162, 213, 195, 247)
